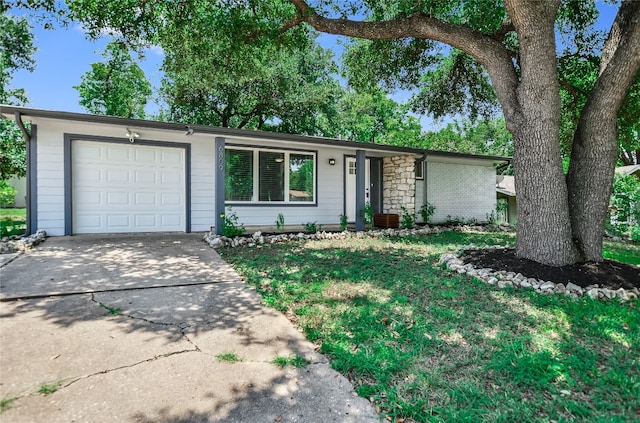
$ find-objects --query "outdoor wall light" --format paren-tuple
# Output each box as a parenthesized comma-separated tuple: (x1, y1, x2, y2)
(125, 129, 140, 143)
(185, 125, 194, 136)
(328, 158, 336, 166)
(275, 157, 284, 163)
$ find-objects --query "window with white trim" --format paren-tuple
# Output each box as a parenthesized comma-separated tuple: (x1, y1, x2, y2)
(225, 147, 316, 203)
(415, 159, 424, 180)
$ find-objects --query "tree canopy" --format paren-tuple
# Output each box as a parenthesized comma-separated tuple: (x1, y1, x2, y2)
(74, 41, 152, 118)
(0, 10, 36, 179)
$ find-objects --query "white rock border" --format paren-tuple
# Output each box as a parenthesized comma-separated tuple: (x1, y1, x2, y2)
(437, 246, 639, 303)
(0, 229, 47, 254)
(203, 224, 513, 249)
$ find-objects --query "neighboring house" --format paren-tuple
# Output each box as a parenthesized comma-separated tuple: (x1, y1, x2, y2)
(5, 177, 27, 208)
(496, 175, 516, 225)
(615, 165, 640, 180)
(1, 106, 508, 236)
(496, 165, 640, 227)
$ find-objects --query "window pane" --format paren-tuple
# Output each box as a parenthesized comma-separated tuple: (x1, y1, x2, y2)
(259, 151, 285, 201)
(415, 160, 424, 179)
(225, 149, 253, 201)
(289, 154, 314, 202)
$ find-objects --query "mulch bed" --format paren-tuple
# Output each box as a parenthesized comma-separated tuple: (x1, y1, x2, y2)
(462, 248, 639, 291)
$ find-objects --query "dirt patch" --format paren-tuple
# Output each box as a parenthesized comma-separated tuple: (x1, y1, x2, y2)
(462, 248, 639, 291)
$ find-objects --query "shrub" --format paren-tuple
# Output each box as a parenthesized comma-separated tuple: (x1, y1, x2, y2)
(418, 202, 436, 223)
(359, 202, 374, 228)
(400, 206, 415, 229)
(221, 206, 246, 237)
(303, 221, 321, 233)
(275, 213, 285, 232)
(0, 181, 16, 206)
(608, 174, 640, 238)
(339, 214, 348, 231)
(631, 224, 640, 243)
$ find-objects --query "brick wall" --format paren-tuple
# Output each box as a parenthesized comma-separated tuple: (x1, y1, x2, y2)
(425, 161, 496, 223)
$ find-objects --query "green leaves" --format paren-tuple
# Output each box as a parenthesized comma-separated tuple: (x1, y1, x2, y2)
(73, 41, 152, 118)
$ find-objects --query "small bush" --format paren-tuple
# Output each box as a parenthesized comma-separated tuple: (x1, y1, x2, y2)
(418, 202, 436, 223)
(631, 224, 640, 242)
(275, 213, 285, 232)
(221, 206, 246, 237)
(303, 221, 321, 233)
(339, 214, 348, 231)
(359, 202, 374, 228)
(0, 181, 16, 206)
(400, 206, 415, 229)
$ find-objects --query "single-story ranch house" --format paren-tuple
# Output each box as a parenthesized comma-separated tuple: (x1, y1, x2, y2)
(1, 106, 509, 236)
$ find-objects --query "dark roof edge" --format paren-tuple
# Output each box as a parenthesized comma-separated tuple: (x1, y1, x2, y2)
(1, 105, 511, 163)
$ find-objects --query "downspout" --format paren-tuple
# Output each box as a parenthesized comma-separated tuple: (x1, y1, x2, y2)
(421, 153, 428, 212)
(14, 112, 33, 235)
(14, 112, 31, 142)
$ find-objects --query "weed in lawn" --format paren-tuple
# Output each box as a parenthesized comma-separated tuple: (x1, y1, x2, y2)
(270, 355, 310, 368)
(38, 381, 60, 395)
(0, 397, 16, 413)
(215, 352, 242, 363)
(222, 231, 640, 422)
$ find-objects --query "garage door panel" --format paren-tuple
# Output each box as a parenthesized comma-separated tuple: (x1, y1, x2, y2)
(135, 149, 157, 163)
(161, 170, 182, 184)
(134, 192, 157, 206)
(135, 170, 157, 184)
(161, 193, 181, 205)
(107, 147, 131, 161)
(107, 192, 130, 206)
(72, 141, 186, 234)
(162, 150, 182, 164)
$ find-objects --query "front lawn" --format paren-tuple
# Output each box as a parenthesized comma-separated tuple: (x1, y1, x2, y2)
(221, 231, 639, 422)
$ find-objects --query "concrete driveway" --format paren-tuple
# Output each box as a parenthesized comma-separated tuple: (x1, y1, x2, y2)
(0, 234, 379, 422)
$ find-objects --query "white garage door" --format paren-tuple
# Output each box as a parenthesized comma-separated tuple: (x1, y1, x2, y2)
(72, 141, 186, 234)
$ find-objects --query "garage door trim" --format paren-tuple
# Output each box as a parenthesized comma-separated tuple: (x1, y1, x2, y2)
(64, 133, 191, 235)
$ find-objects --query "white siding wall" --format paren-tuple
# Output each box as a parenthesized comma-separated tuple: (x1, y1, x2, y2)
(425, 161, 496, 223)
(31, 118, 353, 234)
(36, 125, 66, 235)
(415, 179, 425, 220)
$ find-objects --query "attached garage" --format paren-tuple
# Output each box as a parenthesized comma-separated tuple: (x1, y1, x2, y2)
(68, 138, 189, 234)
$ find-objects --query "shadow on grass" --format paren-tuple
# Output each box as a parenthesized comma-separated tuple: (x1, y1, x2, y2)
(221, 234, 639, 422)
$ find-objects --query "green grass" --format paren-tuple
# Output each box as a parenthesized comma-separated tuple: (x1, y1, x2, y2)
(38, 381, 60, 396)
(603, 240, 640, 265)
(221, 230, 640, 422)
(0, 397, 16, 413)
(0, 207, 26, 237)
(270, 355, 310, 368)
(215, 352, 242, 363)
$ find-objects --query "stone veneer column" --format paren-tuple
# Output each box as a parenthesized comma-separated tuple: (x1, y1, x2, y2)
(382, 155, 416, 216)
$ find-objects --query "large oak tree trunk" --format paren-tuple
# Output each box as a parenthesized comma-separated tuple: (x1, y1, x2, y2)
(287, 0, 640, 266)
(567, 0, 640, 261)
(506, 0, 579, 266)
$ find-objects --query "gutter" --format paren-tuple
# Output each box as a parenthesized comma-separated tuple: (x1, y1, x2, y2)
(14, 111, 31, 142)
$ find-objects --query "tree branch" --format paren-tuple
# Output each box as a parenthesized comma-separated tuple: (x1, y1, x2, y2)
(285, 0, 522, 125)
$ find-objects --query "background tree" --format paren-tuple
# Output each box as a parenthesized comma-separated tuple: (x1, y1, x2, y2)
(74, 41, 151, 119)
(0, 10, 36, 179)
(161, 30, 342, 134)
(329, 88, 425, 147)
(423, 118, 513, 159)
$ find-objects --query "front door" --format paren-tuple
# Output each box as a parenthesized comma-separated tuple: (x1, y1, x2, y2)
(345, 157, 370, 221)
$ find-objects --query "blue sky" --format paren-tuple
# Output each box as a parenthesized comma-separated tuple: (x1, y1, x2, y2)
(10, 2, 619, 129)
